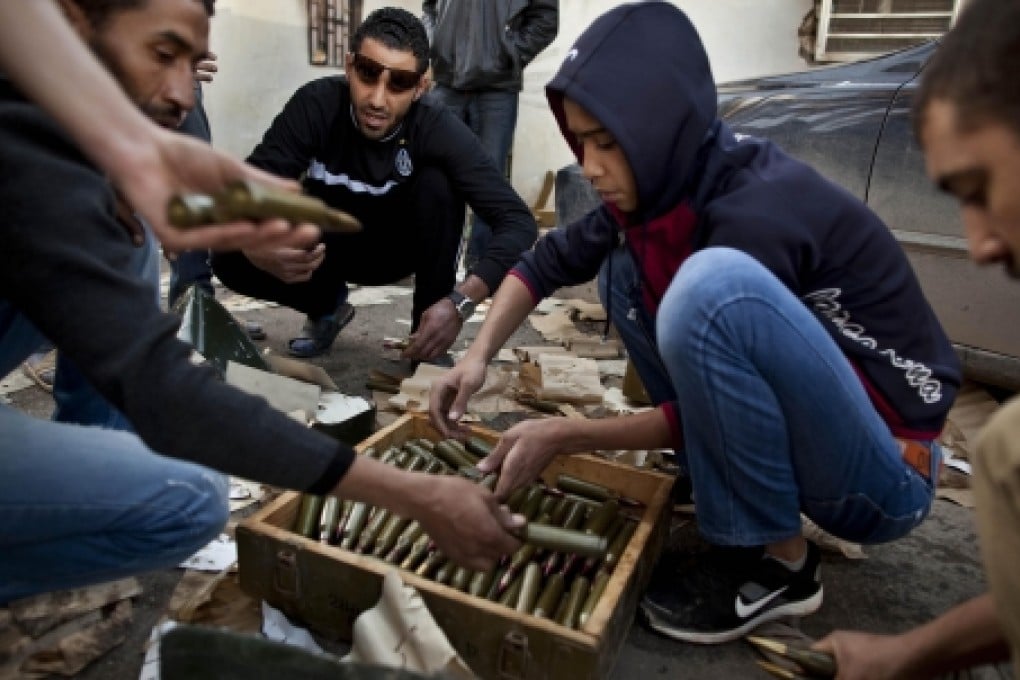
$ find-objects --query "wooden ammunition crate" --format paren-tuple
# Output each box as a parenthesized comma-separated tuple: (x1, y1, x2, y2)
(237, 413, 673, 680)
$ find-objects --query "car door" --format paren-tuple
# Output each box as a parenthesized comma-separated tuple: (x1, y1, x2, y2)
(868, 70, 1020, 388)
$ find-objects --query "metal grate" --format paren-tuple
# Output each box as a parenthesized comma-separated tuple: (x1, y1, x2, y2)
(816, 0, 963, 62)
(308, 0, 363, 67)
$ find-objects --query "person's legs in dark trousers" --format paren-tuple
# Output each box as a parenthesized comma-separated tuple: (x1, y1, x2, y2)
(211, 166, 463, 354)
(430, 86, 518, 271)
(405, 166, 466, 329)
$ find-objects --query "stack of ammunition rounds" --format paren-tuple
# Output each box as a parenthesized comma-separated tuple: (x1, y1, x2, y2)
(290, 437, 643, 630)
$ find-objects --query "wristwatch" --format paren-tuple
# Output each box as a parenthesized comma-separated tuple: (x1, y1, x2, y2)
(447, 290, 477, 322)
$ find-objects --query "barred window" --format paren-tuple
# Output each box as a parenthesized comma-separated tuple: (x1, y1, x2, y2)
(308, 0, 363, 67)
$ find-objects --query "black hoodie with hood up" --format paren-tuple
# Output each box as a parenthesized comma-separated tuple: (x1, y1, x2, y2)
(509, 1, 960, 446)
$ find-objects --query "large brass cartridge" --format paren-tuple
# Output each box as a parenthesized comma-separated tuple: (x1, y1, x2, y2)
(557, 576, 590, 629)
(515, 563, 543, 613)
(318, 496, 342, 544)
(578, 569, 611, 626)
(294, 494, 325, 539)
(339, 502, 371, 550)
(532, 573, 566, 618)
(521, 523, 608, 558)
(168, 180, 363, 233)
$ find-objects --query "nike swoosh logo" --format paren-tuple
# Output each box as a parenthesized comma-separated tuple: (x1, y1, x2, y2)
(734, 586, 788, 619)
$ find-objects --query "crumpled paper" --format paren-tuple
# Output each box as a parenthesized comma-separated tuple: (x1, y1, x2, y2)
(343, 570, 474, 679)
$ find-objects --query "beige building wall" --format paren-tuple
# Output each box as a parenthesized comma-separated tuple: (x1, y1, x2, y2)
(204, 0, 812, 204)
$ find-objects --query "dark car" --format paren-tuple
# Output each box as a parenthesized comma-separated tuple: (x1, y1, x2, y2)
(718, 42, 1020, 390)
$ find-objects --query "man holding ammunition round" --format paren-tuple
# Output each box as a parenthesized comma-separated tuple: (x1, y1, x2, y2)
(0, 0, 521, 605)
(817, 1, 1020, 676)
(211, 7, 538, 361)
(431, 2, 960, 645)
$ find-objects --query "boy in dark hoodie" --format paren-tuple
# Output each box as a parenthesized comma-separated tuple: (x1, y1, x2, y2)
(430, 1, 961, 644)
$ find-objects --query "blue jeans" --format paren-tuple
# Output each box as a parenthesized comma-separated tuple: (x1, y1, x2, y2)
(0, 406, 229, 603)
(430, 86, 519, 265)
(601, 247, 938, 546)
(0, 229, 228, 603)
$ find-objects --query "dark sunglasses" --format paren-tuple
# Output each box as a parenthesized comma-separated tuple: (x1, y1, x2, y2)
(350, 53, 422, 93)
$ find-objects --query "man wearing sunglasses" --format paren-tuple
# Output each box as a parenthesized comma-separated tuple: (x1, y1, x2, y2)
(212, 7, 538, 362)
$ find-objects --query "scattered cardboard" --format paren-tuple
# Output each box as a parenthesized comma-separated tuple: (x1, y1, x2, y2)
(566, 336, 621, 359)
(9, 579, 141, 639)
(388, 363, 448, 413)
(520, 354, 605, 404)
(225, 361, 320, 422)
(528, 309, 585, 343)
(937, 487, 977, 508)
(344, 570, 474, 679)
(20, 599, 133, 677)
(263, 354, 338, 391)
(513, 345, 572, 363)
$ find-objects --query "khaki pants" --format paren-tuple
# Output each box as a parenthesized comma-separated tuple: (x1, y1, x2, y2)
(973, 396, 1020, 676)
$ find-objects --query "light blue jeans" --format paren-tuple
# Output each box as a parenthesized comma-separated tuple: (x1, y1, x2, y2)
(430, 86, 519, 265)
(0, 228, 229, 603)
(600, 246, 938, 546)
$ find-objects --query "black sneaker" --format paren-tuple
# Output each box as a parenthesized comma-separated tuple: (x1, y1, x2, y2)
(640, 541, 822, 644)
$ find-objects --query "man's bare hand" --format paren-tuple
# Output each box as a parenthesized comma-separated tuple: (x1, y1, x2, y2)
(244, 242, 325, 283)
(814, 631, 910, 680)
(195, 51, 218, 83)
(120, 127, 323, 253)
(428, 356, 488, 438)
(404, 297, 461, 361)
(476, 418, 567, 500)
(411, 474, 523, 570)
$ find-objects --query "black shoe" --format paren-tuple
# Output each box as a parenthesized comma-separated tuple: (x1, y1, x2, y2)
(287, 303, 355, 358)
(640, 542, 822, 644)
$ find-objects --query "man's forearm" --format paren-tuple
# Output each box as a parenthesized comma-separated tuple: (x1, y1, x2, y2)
(899, 594, 1010, 677)
(557, 408, 673, 455)
(0, 1, 159, 179)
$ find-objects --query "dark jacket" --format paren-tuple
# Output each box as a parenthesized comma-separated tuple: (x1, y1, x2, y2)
(0, 77, 352, 495)
(511, 2, 960, 441)
(244, 76, 537, 293)
(423, 0, 558, 92)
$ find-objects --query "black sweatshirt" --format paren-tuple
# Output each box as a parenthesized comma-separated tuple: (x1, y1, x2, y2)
(0, 78, 352, 494)
(246, 76, 537, 294)
(514, 2, 960, 442)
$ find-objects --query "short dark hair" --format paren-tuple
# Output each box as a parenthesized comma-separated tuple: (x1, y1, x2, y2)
(914, 0, 1020, 141)
(351, 7, 429, 74)
(75, 0, 215, 28)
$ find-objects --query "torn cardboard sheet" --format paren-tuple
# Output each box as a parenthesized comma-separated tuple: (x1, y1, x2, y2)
(520, 354, 604, 404)
(388, 363, 524, 416)
(179, 534, 237, 573)
(801, 516, 865, 560)
(263, 354, 338, 391)
(10, 578, 142, 639)
(513, 345, 573, 363)
(528, 309, 586, 343)
(597, 359, 628, 378)
(225, 361, 320, 421)
(562, 298, 607, 322)
(20, 599, 133, 677)
(939, 381, 1001, 461)
(0, 368, 33, 397)
(602, 387, 651, 415)
(388, 363, 448, 413)
(565, 336, 621, 359)
(937, 487, 976, 508)
(166, 571, 261, 633)
(344, 570, 473, 679)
